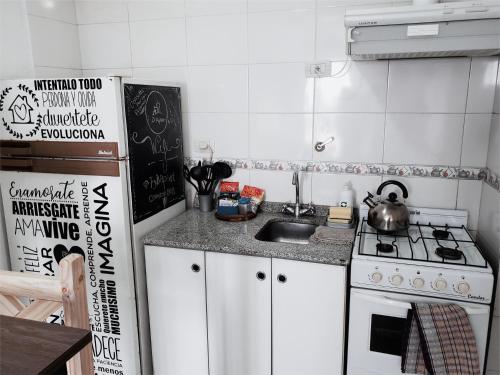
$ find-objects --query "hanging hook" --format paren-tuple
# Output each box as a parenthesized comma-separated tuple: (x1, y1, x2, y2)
(314, 136, 334, 152)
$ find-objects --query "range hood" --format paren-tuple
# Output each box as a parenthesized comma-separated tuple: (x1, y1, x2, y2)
(345, 1, 500, 60)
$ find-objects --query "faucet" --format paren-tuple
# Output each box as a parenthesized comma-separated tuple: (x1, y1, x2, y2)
(282, 171, 316, 218)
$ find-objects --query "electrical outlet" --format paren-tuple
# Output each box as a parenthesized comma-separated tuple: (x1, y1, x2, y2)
(305, 62, 332, 78)
(197, 140, 215, 163)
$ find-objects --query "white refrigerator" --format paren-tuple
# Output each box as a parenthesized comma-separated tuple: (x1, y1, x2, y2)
(0, 76, 186, 375)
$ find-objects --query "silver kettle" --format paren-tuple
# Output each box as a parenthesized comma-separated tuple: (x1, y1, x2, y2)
(363, 180, 409, 232)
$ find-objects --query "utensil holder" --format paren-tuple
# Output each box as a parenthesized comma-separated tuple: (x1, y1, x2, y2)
(199, 194, 214, 212)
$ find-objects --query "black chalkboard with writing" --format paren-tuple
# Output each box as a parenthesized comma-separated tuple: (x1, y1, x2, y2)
(123, 83, 185, 224)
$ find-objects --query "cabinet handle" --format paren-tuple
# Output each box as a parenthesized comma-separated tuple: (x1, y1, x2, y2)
(256, 271, 266, 280)
(191, 263, 201, 273)
(277, 274, 287, 283)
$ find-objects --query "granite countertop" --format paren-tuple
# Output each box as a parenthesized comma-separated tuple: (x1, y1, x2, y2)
(143, 207, 356, 266)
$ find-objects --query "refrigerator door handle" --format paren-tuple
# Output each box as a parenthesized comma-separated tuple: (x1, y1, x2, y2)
(0, 141, 32, 157)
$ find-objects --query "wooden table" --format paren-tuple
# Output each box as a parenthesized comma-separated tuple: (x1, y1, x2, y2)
(0, 315, 92, 375)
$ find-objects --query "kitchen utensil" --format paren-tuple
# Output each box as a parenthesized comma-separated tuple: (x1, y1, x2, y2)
(183, 165, 199, 192)
(207, 162, 232, 192)
(189, 165, 205, 192)
(200, 165, 213, 193)
(363, 180, 409, 232)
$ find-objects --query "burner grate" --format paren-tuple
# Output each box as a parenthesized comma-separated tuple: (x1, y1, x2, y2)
(356, 218, 488, 268)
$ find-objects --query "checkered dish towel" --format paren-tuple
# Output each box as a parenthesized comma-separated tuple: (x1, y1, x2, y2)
(401, 303, 481, 375)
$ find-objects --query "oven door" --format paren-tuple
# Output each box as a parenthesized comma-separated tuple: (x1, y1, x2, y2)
(347, 288, 490, 375)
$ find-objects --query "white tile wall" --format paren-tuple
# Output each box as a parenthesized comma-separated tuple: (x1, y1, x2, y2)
(312, 174, 382, 206)
(487, 115, 500, 176)
(79, 22, 132, 69)
(130, 18, 187, 67)
(185, 0, 246, 16)
(187, 14, 247, 65)
(29, 15, 81, 69)
(495, 60, 500, 114)
(467, 57, 499, 114)
(76, 1, 129, 24)
(461, 114, 492, 167)
(313, 113, 385, 162)
(249, 114, 313, 160)
(315, 61, 388, 113)
(34, 67, 83, 77)
(0, 0, 34, 79)
(248, 10, 314, 63)
(456, 180, 482, 230)
(315, 5, 347, 61)
(82, 68, 133, 77)
(186, 113, 249, 158)
(27, 0, 77, 24)
(128, 0, 185, 21)
(249, 63, 314, 113)
(384, 113, 463, 165)
(248, 0, 314, 13)
(188, 65, 248, 113)
(387, 58, 470, 113)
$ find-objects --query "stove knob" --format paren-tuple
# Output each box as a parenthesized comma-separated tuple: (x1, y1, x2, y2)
(433, 278, 448, 291)
(457, 282, 471, 295)
(413, 277, 425, 289)
(391, 275, 404, 286)
(371, 272, 383, 283)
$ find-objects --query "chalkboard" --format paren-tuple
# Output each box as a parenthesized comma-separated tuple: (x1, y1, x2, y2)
(123, 83, 185, 224)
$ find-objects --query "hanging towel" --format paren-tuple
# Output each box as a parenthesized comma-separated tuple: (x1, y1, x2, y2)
(401, 303, 481, 375)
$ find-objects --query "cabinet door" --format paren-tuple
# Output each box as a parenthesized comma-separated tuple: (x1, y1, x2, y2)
(145, 246, 208, 375)
(272, 259, 346, 375)
(206, 252, 271, 375)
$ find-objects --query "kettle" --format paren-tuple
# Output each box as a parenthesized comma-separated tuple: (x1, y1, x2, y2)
(363, 180, 410, 232)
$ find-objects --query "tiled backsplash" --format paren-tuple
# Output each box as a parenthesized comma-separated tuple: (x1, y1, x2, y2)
(1, 0, 499, 233)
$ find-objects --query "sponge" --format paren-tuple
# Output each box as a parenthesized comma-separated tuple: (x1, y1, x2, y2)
(329, 206, 353, 221)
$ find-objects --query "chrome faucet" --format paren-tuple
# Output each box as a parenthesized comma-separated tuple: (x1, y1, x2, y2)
(282, 171, 316, 218)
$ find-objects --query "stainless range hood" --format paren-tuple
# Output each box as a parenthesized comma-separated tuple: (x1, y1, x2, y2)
(345, 1, 500, 60)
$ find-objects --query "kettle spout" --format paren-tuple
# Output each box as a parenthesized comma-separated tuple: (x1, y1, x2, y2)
(363, 192, 377, 208)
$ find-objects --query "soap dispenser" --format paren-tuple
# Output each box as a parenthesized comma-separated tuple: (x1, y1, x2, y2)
(339, 184, 353, 207)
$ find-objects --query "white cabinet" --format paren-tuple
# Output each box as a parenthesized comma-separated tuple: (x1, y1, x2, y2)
(145, 246, 208, 375)
(272, 259, 347, 375)
(206, 252, 272, 375)
(145, 247, 347, 375)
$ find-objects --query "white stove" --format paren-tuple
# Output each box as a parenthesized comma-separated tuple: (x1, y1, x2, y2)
(348, 206, 495, 375)
(351, 206, 494, 304)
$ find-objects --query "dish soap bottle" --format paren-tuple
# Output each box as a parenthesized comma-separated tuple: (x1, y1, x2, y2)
(339, 184, 353, 207)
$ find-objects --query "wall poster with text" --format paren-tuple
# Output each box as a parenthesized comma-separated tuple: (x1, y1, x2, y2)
(0, 170, 140, 375)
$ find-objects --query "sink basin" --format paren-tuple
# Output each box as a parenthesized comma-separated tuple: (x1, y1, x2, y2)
(255, 220, 318, 245)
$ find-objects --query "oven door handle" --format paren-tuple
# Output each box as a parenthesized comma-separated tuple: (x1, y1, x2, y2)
(355, 291, 490, 315)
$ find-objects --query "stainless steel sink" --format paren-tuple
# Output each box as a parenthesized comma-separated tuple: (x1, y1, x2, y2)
(255, 220, 318, 245)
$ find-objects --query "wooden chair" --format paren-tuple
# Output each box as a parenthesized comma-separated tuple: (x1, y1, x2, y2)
(0, 254, 93, 375)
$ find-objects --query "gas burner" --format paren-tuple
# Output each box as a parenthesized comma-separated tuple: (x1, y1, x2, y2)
(376, 243, 394, 253)
(436, 247, 463, 260)
(432, 229, 450, 240)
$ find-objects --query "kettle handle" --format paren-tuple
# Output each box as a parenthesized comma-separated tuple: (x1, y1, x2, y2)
(363, 192, 376, 208)
(376, 180, 408, 198)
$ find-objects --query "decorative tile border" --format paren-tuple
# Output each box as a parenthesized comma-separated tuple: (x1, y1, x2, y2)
(185, 157, 484, 181)
(483, 168, 500, 193)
